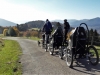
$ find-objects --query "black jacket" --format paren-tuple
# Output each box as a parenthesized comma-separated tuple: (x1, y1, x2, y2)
(64, 22, 70, 30)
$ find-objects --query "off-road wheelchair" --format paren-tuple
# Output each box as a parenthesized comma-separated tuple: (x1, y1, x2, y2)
(63, 23, 99, 68)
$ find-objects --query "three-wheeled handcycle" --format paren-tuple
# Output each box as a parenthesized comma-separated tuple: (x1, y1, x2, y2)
(63, 23, 99, 68)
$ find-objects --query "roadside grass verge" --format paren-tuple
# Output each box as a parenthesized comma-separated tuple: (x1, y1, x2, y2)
(95, 46, 100, 56)
(22, 36, 40, 41)
(29, 37, 40, 41)
(0, 39, 22, 75)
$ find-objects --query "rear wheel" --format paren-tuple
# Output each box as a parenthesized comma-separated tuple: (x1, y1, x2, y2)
(49, 43, 54, 55)
(88, 46, 99, 65)
(65, 48, 73, 68)
(59, 47, 63, 59)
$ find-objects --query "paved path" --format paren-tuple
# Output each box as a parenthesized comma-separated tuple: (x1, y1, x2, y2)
(3, 37, 100, 75)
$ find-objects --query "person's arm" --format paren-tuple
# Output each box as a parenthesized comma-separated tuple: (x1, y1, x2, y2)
(50, 22, 53, 32)
(68, 22, 70, 29)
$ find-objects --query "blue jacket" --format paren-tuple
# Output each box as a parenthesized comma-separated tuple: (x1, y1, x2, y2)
(43, 21, 52, 33)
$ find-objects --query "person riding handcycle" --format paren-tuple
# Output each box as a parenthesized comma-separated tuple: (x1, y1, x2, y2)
(42, 19, 53, 51)
(52, 22, 63, 49)
(49, 22, 63, 55)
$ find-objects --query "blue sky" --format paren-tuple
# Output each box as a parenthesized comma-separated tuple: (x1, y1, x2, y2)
(0, 0, 100, 24)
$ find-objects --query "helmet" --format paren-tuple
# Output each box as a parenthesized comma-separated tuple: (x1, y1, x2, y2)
(64, 19, 67, 22)
(46, 19, 49, 22)
(57, 22, 61, 27)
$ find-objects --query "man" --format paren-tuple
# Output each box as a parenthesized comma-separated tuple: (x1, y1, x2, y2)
(63, 19, 70, 44)
(42, 19, 53, 43)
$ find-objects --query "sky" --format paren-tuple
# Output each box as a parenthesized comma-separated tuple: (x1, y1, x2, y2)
(0, 0, 100, 24)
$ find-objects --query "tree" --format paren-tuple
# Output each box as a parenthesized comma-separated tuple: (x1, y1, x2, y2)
(89, 28, 94, 36)
(8, 27, 16, 36)
(16, 24, 19, 30)
(13, 26, 20, 36)
(94, 29, 99, 41)
(3, 29, 9, 36)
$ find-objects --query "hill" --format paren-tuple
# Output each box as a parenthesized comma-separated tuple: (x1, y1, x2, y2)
(0, 18, 17, 27)
(17, 17, 100, 33)
(52, 17, 100, 33)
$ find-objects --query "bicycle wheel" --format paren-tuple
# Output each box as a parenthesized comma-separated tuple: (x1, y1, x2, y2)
(59, 47, 63, 59)
(65, 48, 73, 68)
(45, 34, 48, 52)
(49, 42, 54, 55)
(88, 46, 99, 66)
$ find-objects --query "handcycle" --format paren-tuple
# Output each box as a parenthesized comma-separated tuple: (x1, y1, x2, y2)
(64, 23, 99, 68)
(48, 31, 63, 56)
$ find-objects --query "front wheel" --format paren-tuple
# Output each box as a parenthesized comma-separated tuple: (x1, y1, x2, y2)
(88, 46, 99, 66)
(59, 47, 63, 59)
(65, 48, 73, 68)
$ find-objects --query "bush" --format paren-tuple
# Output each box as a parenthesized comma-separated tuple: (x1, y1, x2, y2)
(3, 29, 9, 36)
(8, 27, 16, 36)
(22, 30, 38, 37)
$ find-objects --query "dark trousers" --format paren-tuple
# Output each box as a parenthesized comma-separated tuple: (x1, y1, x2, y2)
(63, 29, 68, 45)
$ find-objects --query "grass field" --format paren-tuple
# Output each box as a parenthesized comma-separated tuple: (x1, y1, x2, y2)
(23, 36, 40, 41)
(0, 39, 22, 75)
(0, 34, 4, 38)
(95, 46, 100, 56)
(29, 37, 40, 41)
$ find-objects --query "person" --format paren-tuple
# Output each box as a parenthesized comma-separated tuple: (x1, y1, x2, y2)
(42, 19, 53, 43)
(63, 19, 70, 44)
(52, 22, 63, 49)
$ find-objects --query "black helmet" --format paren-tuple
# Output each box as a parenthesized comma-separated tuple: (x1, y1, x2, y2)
(46, 19, 49, 22)
(57, 22, 61, 27)
(64, 19, 67, 22)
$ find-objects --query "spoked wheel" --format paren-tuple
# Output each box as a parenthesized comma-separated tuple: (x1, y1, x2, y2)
(88, 46, 99, 65)
(59, 47, 63, 59)
(49, 43, 54, 55)
(65, 48, 73, 68)
(42, 42, 45, 49)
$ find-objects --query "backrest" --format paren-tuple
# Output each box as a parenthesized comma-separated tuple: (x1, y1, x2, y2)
(54, 29, 63, 43)
(72, 27, 86, 47)
(78, 27, 86, 39)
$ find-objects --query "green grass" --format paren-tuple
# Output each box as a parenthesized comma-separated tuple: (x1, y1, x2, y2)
(0, 40, 22, 75)
(22, 36, 40, 41)
(29, 37, 40, 41)
(0, 34, 4, 38)
(95, 46, 100, 56)
(29, 28, 40, 31)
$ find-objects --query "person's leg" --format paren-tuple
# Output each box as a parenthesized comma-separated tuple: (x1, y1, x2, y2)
(64, 30, 68, 43)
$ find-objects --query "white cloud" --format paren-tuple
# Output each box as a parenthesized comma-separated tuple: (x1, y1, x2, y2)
(0, 0, 57, 23)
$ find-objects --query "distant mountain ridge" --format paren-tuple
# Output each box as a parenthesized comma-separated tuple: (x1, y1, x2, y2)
(0, 17, 100, 33)
(0, 18, 16, 26)
(51, 17, 100, 33)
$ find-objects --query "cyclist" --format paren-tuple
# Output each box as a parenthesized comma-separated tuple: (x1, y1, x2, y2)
(63, 19, 70, 45)
(42, 19, 53, 44)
